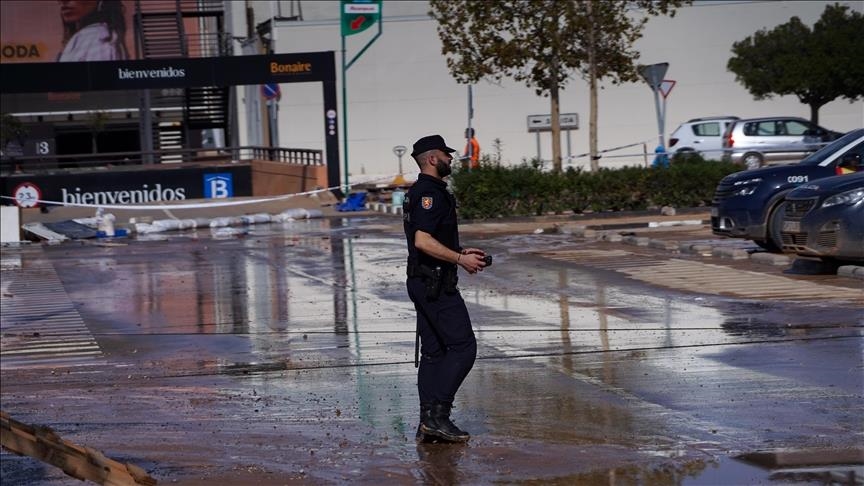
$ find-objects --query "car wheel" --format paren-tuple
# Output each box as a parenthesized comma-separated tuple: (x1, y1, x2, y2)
(743, 152, 763, 170)
(760, 202, 786, 253)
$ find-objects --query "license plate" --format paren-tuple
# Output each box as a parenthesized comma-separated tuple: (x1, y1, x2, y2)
(710, 207, 718, 217)
(782, 220, 800, 233)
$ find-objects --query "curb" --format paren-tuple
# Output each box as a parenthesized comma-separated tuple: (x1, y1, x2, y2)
(362, 202, 863, 280)
(838, 265, 864, 281)
(615, 231, 861, 278)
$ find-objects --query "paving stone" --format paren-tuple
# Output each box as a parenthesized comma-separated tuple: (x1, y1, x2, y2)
(623, 236, 650, 246)
(649, 239, 679, 251)
(713, 247, 750, 260)
(680, 243, 713, 254)
(837, 265, 864, 280)
(750, 252, 791, 266)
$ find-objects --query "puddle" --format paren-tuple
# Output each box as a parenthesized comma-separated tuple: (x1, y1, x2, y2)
(5, 218, 862, 484)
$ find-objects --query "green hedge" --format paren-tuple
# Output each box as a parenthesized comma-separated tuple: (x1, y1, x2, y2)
(450, 154, 741, 220)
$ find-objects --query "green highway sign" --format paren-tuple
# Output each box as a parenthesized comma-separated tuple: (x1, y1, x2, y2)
(341, 0, 381, 37)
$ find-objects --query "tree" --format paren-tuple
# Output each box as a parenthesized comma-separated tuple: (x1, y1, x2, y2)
(727, 3, 864, 126)
(429, 0, 687, 172)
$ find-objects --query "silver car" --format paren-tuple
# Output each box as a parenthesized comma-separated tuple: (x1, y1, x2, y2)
(721, 116, 843, 170)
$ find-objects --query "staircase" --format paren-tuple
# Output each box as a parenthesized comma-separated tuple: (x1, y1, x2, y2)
(186, 86, 229, 130)
(137, 11, 187, 58)
(134, 0, 230, 157)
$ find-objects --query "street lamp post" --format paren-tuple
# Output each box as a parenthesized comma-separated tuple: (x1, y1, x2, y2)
(392, 145, 407, 186)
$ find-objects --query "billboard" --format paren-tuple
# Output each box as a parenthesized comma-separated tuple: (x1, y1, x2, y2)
(2, 164, 253, 207)
(1, 0, 137, 64)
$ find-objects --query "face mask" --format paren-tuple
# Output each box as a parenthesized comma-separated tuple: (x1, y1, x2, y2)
(434, 157, 452, 177)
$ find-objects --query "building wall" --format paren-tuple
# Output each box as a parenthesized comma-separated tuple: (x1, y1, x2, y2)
(234, 0, 864, 179)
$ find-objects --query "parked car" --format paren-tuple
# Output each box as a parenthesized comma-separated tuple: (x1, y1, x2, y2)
(778, 172, 864, 262)
(711, 128, 864, 252)
(668, 116, 739, 159)
(721, 116, 844, 170)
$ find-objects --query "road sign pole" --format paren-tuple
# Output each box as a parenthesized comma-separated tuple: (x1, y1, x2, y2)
(653, 88, 664, 149)
(638, 63, 669, 151)
(566, 130, 571, 165)
(341, 34, 349, 193)
(340, 0, 383, 194)
(536, 132, 541, 162)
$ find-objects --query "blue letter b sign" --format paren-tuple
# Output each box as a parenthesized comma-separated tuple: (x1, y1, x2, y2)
(204, 173, 233, 199)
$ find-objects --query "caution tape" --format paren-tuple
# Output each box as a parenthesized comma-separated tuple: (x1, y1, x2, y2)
(564, 139, 654, 161)
(0, 175, 398, 211)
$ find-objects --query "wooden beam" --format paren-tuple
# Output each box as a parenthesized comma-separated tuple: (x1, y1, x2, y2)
(0, 410, 156, 486)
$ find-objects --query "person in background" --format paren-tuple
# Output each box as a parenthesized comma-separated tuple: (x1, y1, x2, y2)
(57, 0, 129, 62)
(462, 128, 480, 170)
(403, 134, 489, 443)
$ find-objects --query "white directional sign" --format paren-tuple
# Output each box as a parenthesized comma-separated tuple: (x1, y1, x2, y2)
(526, 113, 579, 133)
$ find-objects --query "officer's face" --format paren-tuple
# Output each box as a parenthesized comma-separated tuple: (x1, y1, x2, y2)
(432, 151, 452, 178)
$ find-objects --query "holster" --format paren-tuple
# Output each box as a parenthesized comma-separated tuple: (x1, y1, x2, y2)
(407, 262, 458, 301)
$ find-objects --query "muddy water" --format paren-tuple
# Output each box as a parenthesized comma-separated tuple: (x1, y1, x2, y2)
(1, 216, 861, 485)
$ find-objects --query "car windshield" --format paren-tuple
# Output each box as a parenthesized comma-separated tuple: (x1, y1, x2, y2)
(798, 129, 864, 166)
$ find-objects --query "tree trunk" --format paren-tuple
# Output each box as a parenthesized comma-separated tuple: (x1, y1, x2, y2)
(809, 103, 819, 126)
(587, 0, 599, 172)
(551, 84, 562, 172)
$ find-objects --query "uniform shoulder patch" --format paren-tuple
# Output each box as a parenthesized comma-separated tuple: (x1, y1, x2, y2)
(421, 197, 433, 209)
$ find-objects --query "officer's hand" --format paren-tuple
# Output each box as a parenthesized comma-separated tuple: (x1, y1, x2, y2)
(458, 248, 487, 274)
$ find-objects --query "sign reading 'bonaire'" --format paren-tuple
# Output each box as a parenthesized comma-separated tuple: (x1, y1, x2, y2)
(341, 0, 381, 37)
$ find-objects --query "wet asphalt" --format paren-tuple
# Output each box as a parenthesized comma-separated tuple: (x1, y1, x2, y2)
(1, 213, 862, 485)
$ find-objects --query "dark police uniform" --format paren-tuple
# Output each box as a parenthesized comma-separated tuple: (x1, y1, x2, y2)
(403, 173, 477, 409)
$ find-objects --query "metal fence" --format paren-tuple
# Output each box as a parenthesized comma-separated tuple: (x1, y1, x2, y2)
(0, 146, 323, 175)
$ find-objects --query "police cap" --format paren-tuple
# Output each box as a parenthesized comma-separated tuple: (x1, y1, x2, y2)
(411, 134, 456, 157)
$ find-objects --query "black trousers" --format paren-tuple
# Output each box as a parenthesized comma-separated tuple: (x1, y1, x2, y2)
(406, 277, 477, 406)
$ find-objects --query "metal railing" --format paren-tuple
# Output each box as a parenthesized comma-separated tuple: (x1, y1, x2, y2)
(185, 32, 233, 58)
(0, 146, 323, 175)
(136, 0, 224, 14)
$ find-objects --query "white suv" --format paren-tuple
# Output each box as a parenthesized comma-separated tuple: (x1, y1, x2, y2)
(668, 116, 739, 160)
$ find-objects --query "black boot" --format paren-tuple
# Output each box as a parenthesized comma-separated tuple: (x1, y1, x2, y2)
(416, 403, 432, 443)
(419, 402, 470, 443)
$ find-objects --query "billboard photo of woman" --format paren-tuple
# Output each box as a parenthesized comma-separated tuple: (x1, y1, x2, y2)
(57, 0, 129, 62)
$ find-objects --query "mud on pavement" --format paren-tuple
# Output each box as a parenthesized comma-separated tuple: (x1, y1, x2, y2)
(2, 212, 862, 484)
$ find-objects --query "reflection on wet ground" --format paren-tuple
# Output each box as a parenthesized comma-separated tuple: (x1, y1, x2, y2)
(1, 216, 862, 484)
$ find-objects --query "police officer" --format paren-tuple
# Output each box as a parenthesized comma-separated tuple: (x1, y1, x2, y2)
(403, 134, 489, 443)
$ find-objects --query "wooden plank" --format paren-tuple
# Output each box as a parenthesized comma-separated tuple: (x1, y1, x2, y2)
(0, 410, 157, 486)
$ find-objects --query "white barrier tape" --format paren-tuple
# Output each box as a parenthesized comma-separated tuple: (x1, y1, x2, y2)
(563, 139, 654, 161)
(0, 175, 398, 211)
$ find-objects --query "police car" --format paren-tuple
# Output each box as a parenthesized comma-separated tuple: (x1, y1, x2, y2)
(711, 128, 864, 252)
(778, 172, 864, 262)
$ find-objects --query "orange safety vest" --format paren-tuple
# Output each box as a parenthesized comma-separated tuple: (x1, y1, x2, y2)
(464, 137, 480, 168)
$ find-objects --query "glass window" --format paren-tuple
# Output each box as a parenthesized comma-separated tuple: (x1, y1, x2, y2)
(692, 122, 721, 137)
(757, 122, 776, 136)
(785, 120, 810, 136)
(746, 121, 777, 136)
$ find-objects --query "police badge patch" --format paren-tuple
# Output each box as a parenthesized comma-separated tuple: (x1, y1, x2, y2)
(421, 197, 433, 209)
